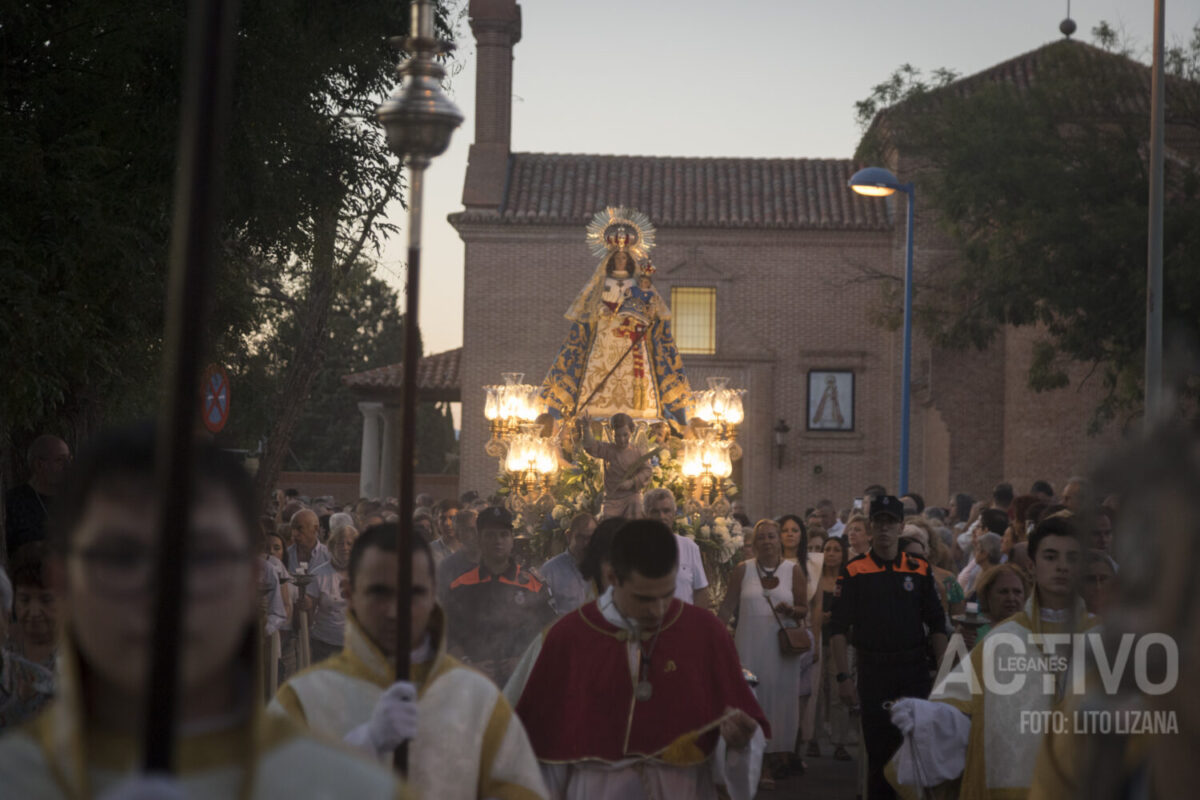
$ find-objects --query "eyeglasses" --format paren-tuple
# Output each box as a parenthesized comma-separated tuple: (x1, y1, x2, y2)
(71, 543, 252, 597)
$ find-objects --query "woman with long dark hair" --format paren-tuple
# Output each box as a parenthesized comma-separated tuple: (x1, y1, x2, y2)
(718, 519, 809, 788)
(812, 535, 853, 760)
(780, 513, 824, 766)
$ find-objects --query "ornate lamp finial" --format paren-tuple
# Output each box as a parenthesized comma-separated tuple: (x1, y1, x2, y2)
(1060, 1, 1076, 39)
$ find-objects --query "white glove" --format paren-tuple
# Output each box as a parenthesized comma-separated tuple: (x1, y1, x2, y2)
(889, 697, 918, 736)
(346, 680, 418, 757)
(96, 775, 185, 800)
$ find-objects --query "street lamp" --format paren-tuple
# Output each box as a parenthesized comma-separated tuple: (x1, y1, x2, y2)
(849, 166, 914, 496)
(377, 0, 462, 772)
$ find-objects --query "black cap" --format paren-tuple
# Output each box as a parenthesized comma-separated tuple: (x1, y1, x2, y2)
(869, 495, 905, 522)
(476, 505, 514, 530)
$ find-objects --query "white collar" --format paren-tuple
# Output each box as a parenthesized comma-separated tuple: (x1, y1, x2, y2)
(411, 633, 434, 665)
(598, 586, 634, 632)
(1039, 606, 1071, 623)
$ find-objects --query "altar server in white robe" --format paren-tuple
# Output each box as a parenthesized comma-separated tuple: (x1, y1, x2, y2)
(271, 523, 548, 800)
(918, 515, 1097, 800)
(0, 426, 407, 799)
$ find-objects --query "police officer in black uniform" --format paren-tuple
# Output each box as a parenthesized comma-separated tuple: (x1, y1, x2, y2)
(828, 495, 948, 799)
(444, 506, 556, 686)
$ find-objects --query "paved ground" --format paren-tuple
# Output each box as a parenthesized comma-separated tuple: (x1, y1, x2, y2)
(758, 740, 862, 800)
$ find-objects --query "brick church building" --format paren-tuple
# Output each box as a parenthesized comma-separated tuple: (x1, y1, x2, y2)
(450, 0, 1139, 515)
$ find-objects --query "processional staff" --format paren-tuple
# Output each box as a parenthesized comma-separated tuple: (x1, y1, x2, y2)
(376, 0, 463, 774)
(143, 0, 241, 773)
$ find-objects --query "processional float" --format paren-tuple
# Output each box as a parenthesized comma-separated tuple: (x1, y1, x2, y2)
(482, 206, 747, 520)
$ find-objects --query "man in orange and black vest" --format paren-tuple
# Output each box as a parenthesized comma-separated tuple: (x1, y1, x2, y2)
(445, 506, 555, 687)
(829, 495, 949, 800)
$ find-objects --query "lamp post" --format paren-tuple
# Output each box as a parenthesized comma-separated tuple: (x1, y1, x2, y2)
(1145, 0, 1165, 426)
(849, 166, 914, 496)
(377, 0, 462, 773)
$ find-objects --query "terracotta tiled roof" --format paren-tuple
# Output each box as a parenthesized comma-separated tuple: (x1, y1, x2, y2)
(944, 40, 1169, 114)
(455, 154, 891, 230)
(866, 40, 1200, 143)
(342, 347, 461, 401)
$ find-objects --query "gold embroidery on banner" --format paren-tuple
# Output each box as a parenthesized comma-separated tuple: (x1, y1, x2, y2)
(576, 315, 660, 419)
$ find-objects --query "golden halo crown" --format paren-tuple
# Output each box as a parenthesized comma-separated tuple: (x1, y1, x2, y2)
(586, 206, 656, 263)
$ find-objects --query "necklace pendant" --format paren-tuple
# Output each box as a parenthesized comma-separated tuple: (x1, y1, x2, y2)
(760, 575, 780, 591)
(635, 681, 653, 702)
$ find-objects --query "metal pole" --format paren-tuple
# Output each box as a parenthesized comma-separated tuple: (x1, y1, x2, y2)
(1145, 0, 1165, 427)
(898, 185, 915, 497)
(377, 0, 461, 774)
(393, 158, 424, 773)
(144, 0, 240, 772)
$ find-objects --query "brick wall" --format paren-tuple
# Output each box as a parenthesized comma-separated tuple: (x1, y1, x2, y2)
(457, 222, 903, 515)
(1001, 324, 1123, 496)
(451, 14, 1140, 517)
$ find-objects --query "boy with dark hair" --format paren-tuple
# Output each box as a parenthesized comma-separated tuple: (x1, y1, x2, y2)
(0, 424, 406, 797)
(509, 518, 769, 799)
(273, 523, 547, 799)
(979, 507, 1010, 536)
(930, 513, 1094, 798)
(434, 498, 461, 542)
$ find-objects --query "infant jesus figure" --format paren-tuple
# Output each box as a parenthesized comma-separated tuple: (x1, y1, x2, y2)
(579, 412, 653, 520)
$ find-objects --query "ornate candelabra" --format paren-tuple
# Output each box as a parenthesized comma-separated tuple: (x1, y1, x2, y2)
(690, 376, 746, 458)
(503, 424, 558, 514)
(680, 428, 734, 515)
(484, 372, 543, 457)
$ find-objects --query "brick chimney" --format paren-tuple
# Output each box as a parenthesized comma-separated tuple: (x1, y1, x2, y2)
(462, 0, 521, 211)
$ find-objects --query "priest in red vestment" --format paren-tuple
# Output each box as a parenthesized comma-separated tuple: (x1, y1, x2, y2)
(511, 519, 768, 800)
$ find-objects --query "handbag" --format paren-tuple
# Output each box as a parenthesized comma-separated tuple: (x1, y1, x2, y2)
(764, 580, 812, 656)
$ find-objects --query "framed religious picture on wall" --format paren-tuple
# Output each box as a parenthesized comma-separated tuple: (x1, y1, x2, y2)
(807, 370, 854, 431)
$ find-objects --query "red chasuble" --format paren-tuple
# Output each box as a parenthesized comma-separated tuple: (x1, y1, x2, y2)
(515, 598, 769, 765)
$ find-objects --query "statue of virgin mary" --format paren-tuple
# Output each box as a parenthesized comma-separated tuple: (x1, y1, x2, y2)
(540, 207, 692, 423)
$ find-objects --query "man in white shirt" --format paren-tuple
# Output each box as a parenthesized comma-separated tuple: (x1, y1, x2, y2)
(817, 499, 845, 538)
(286, 508, 330, 573)
(540, 512, 596, 615)
(281, 508, 330, 675)
(643, 488, 710, 608)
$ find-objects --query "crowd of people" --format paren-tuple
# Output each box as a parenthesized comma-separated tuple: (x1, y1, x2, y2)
(0, 423, 1194, 799)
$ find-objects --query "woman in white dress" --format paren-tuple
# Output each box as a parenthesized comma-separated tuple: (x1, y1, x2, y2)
(718, 519, 809, 788)
(779, 513, 825, 765)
